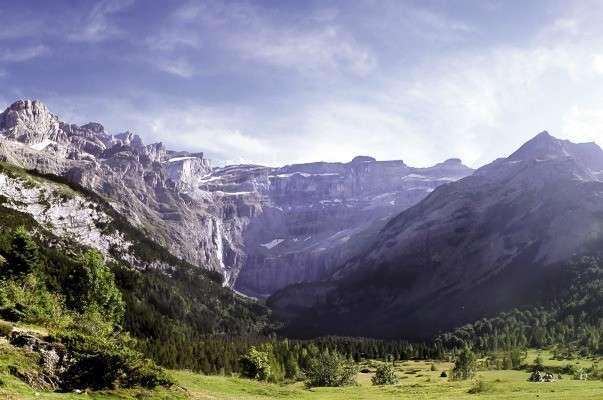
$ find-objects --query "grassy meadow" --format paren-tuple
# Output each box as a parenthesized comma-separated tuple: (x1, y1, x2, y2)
(1, 345, 601, 400)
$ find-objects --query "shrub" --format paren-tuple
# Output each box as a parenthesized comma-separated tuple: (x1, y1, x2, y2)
(284, 353, 300, 380)
(468, 379, 494, 394)
(304, 351, 357, 388)
(61, 347, 172, 390)
(2, 227, 41, 278)
(371, 363, 398, 385)
(0, 320, 12, 336)
(0, 275, 73, 328)
(70, 250, 125, 327)
(451, 346, 477, 380)
(54, 327, 171, 390)
(509, 348, 526, 369)
(534, 354, 544, 370)
(240, 346, 272, 381)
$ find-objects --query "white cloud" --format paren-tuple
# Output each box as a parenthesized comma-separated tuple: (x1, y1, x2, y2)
(68, 0, 134, 43)
(157, 58, 195, 78)
(148, 1, 377, 77)
(143, 106, 274, 164)
(0, 45, 48, 63)
(232, 26, 376, 75)
(561, 105, 603, 143)
(592, 54, 603, 74)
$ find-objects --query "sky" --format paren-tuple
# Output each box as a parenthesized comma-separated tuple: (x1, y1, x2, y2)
(1, 0, 603, 167)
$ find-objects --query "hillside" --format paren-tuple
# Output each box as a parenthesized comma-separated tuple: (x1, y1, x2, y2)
(270, 132, 603, 339)
(0, 162, 270, 375)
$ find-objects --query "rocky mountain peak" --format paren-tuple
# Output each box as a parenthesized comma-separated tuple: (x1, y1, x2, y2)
(0, 99, 61, 144)
(508, 130, 565, 161)
(80, 122, 105, 134)
(508, 131, 603, 171)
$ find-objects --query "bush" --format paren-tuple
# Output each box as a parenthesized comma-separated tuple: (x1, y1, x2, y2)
(304, 351, 357, 388)
(468, 379, 494, 394)
(2, 227, 40, 278)
(0, 320, 12, 336)
(61, 347, 172, 390)
(284, 353, 300, 380)
(240, 346, 272, 381)
(54, 327, 171, 390)
(509, 348, 526, 369)
(371, 363, 398, 385)
(0, 275, 73, 328)
(451, 346, 477, 380)
(534, 354, 544, 370)
(70, 250, 125, 327)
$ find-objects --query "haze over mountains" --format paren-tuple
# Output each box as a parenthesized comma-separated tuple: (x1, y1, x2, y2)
(270, 131, 603, 338)
(1, 99, 602, 340)
(0, 99, 472, 297)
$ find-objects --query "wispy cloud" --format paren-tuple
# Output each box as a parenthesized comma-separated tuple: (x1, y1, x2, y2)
(147, 0, 377, 77)
(0, 45, 48, 63)
(68, 0, 134, 43)
(157, 58, 196, 78)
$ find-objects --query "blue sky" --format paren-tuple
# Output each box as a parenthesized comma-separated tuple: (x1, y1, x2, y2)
(1, 0, 603, 167)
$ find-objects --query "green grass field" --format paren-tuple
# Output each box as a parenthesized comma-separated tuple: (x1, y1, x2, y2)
(1, 345, 602, 400)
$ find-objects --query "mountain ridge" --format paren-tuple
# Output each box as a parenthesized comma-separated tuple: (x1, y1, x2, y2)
(0, 99, 473, 296)
(269, 131, 603, 338)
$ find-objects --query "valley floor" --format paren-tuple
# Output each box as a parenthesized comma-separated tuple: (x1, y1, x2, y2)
(1, 350, 602, 399)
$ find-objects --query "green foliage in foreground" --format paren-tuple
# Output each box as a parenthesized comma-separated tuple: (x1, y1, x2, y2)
(371, 363, 398, 385)
(304, 351, 358, 388)
(0, 226, 169, 390)
(239, 346, 272, 381)
(0, 164, 272, 375)
(451, 346, 477, 380)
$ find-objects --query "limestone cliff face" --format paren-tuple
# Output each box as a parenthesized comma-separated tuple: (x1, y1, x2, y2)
(0, 100, 473, 294)
(214, 158, 472, 297)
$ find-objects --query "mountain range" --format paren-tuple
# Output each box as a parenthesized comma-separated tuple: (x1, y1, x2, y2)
(269, 131, 603, 338)
(0, 99, 472, 298)
(1, 99, 602, 340)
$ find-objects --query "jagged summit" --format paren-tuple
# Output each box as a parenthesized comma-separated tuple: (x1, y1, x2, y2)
(0, 99, 61, 144)
(508, 130, 603, 170)
(508, 130, 566, 161)
(0, 99, 210, 168)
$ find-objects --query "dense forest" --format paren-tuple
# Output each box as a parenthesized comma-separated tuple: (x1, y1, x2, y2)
(435, 256, 603, 357)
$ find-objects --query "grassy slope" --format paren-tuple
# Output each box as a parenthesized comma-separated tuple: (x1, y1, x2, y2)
(1, 348, 601, 400)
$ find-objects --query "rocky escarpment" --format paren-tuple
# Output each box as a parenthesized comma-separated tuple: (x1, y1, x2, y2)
(0, 100, 242, 282)
(270, 132, 603, 338)
(0, 99, 473, 294)
(220, 157, 472, 297)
